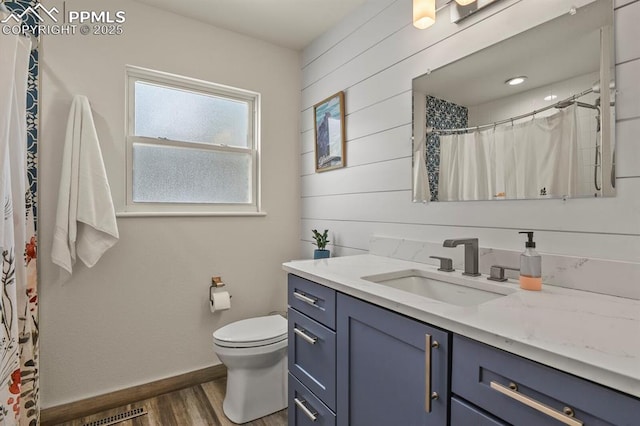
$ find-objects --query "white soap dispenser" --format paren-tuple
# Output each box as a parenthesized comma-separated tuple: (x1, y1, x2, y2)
(518, 231, 542, 291)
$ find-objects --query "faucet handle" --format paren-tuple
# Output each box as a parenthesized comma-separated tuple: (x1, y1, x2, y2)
(430, 256, 455, 272)
(488, 265, 520, 282)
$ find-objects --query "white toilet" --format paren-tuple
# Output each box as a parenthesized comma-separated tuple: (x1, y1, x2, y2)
(213, 314, 288, 424)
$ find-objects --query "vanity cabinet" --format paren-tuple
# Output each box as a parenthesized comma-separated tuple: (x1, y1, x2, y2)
(288, 274, 450, 426)
(288, 275, 337, 425)
(287, 273, 640, 426)
(452, 335, 640, 426)
(336, 293, 450, 426)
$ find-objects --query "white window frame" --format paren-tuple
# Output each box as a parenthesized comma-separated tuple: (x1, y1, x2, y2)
(122, 65, 263, 217)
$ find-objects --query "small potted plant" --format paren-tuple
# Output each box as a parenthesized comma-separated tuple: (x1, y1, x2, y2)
(312, 229, 330, 259)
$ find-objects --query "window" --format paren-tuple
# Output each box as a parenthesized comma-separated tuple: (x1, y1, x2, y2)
(124, 66, 262, 215)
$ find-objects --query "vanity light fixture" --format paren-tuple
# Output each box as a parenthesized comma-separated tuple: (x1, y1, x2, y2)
(413, 0, 483, 30)
(413, 0, 436, 29)
(505, 76, 527, 86)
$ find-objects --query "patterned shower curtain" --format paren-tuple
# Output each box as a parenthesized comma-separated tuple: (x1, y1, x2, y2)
(1, 1, 39, 425)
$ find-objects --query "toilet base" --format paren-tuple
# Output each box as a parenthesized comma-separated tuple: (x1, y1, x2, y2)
(221, 353, 288, 424)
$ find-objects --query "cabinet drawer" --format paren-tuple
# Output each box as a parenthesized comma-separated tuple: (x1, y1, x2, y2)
(451, 397, 507, 426)
(289, 373, 335, 426)
(452, 335, 640, 426)
(288, 274, 336, 329)
(288, 308, 336, 410)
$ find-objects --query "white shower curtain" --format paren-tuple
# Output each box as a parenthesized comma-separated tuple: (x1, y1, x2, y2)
(412, 136, 430, 202)
(438, 131, 495, 201)
(438, 105, 578, 200)
(0, 26, 39, 425)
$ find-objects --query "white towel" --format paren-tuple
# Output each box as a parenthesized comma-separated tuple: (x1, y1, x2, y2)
(52, 95, 119, 274)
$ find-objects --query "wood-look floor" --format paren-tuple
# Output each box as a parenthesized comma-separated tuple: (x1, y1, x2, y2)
(56, 377, 287, 426)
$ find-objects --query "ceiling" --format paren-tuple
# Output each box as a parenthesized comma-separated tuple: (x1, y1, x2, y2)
(133, 0, 367, 50)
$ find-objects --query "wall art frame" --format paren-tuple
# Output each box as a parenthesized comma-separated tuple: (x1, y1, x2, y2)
(313, 91, 346, 172)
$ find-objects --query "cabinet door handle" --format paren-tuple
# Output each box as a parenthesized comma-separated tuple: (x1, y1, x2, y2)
(293, 327, 318, 344)
(424, 334, 439, 413)
(490, 381, 583, 426)
(294, 397, 318, 421)
(293, 291, 318, 307)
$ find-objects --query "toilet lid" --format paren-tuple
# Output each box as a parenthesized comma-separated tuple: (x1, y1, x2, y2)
(213, 315, 287, 348)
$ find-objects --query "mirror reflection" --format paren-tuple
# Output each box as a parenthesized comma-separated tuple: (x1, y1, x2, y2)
(412, 0, 615, 202)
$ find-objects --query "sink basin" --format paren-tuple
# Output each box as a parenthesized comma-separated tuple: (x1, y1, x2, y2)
(361, 269, 516, 306)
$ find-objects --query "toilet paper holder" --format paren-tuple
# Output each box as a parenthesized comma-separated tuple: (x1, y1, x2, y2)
(210, 276, 232, 303)
(212, 276, 225, 287)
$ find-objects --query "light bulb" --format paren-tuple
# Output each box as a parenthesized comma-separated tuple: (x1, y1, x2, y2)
(413, 0, 436, 29)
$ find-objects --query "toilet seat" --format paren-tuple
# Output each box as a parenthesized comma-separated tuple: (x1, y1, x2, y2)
(213, 315, 287, 348)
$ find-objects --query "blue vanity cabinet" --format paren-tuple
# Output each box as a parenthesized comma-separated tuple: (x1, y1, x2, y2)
(452, 335, 640, 426)
(336, 293, 450, 426)
(288, 274, 338, 426)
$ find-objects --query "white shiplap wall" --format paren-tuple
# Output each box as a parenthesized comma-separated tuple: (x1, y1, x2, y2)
(299, 0, 640, 271)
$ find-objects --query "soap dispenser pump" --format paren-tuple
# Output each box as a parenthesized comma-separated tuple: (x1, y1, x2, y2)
(518, 231, 542, 291)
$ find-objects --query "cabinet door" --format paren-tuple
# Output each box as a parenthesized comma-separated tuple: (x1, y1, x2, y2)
(336, 294, 450, 426)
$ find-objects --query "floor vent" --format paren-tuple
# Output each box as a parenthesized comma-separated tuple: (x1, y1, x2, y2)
(82, 407, 148, 426)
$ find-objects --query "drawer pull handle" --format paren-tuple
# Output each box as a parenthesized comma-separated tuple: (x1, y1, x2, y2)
(294, 397, 318, 421)
(424, 334, 439, 413)
(293, 291, 319, 307)
(293, 327, 318, 344)
(490, 381, 583, 426)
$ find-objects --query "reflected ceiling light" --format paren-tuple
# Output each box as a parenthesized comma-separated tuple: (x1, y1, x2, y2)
(455, 0, 477, 5)
(413, 0, 436, 29)
(505, 76, 527, 86)
(544, 94, 558, 101)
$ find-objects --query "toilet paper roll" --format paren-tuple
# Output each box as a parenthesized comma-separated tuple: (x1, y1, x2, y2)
(210, 290, 231, 313)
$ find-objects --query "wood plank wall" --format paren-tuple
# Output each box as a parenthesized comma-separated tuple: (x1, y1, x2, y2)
(299, 0, 640, 270)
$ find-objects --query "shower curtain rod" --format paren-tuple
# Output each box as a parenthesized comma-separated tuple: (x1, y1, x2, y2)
(427, 87, 596, 135)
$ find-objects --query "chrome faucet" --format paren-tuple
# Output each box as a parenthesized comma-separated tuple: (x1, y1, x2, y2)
(442, 238, 481, 276)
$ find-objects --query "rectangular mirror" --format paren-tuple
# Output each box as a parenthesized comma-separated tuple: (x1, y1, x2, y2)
(412, 0, 615, 202)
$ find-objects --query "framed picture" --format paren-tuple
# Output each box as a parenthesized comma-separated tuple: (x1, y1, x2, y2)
(313, 91, 346, 172)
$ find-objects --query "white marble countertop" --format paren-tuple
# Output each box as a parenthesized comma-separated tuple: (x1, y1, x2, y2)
(283, 254, 640, 398)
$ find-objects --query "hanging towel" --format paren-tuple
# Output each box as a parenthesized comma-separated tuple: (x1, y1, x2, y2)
(52, 95, 119, 274)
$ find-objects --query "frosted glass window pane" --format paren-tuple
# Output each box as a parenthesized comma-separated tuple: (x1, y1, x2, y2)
(135, 82, 249, 148)
(132, 144, 251, 203)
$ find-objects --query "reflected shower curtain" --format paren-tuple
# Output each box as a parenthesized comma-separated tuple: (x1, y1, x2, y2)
(413, 136, 430, 202)
(438, 105, 578, 200)
(496, 104, 579, 199)
(438, 131, 495, 201)
(0, 27, 39, 426)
